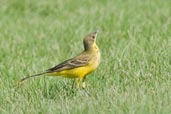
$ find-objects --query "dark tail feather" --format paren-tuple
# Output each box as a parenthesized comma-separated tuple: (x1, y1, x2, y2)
(20, 72, 47, 82)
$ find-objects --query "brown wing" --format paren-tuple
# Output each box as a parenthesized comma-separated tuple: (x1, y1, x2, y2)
(46, 53, 92, 73)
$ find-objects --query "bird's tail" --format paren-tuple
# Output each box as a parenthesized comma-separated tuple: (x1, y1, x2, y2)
(20, 72, 47, 82)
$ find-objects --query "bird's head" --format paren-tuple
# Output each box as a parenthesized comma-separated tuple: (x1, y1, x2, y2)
(83, 30, 99, 51)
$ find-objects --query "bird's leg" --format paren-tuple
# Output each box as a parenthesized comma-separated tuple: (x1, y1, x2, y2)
(82, 76, 91, 96)
(82, 77, 86, 89)
(76, 78, 81, 88)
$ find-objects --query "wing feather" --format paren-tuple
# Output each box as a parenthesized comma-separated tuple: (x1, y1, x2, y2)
(46, 53, 92, 73)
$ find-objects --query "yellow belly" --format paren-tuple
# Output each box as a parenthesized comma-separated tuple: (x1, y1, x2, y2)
(47, 65, 95, 78)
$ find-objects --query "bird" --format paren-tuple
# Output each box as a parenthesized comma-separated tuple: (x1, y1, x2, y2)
(20, 30, 101, 88)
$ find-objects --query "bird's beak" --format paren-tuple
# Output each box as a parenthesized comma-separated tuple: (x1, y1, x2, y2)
(94, 30, 100, 37)
(95, 30, 100, 34)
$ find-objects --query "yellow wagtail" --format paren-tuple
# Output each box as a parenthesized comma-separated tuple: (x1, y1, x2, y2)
(20, 31, 100, 88)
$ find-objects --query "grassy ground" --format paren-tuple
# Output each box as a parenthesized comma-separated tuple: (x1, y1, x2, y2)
(0, 0, 171, 114)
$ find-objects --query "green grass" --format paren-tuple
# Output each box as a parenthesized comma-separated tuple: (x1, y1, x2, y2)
(0, 0, 171, 113)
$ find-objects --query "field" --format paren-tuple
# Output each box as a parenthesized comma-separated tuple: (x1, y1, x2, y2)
(0, 0, 171, 114)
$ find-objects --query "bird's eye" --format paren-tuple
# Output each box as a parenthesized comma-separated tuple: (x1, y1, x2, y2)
(92, 35, 95, 39)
